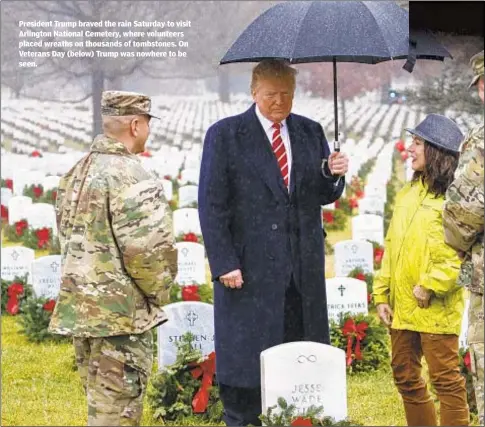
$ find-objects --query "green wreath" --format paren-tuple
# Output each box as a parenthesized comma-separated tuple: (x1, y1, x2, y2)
(169, 283, 213, 304)
(1, 274, 33, 315)
(148, 332, 223, 424)
(21, 227, 60, 253)
(260, 397, 362, 426)
(23, 184, 44, 201)
(322, 208, 347, 232)
(3, 218, 29, 242)
(17, 296, 68, 343)
(330, 312, 390, 374)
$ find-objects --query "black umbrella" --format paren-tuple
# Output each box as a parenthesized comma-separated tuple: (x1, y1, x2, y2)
(220, 1, 451, 150)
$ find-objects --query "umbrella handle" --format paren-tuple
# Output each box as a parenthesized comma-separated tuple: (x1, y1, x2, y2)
(334, 140, 340, 152)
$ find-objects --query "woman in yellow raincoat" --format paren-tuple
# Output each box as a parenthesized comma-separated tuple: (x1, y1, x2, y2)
(373, 114, 468, 426)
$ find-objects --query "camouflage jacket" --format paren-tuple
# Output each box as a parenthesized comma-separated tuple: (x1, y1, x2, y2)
(49, 135, 177, 337)
(443, 124, 484, 295)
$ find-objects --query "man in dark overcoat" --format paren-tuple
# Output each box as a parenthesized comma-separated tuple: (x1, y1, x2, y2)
(198, 59, 349, 426)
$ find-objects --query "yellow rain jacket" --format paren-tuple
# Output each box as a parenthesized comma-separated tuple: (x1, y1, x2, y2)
(373, 179, 464, 335)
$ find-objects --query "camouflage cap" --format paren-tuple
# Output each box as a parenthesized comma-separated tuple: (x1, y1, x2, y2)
(101, 90, 159, 119)
(468, 50, 484, 89)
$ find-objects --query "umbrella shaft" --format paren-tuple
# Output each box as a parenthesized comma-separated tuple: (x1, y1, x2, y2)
(333, 58, 340, 152)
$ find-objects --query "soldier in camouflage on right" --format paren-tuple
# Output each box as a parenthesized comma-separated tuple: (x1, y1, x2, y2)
(49, 91, 178, 426)
(443, 50, 484, 425)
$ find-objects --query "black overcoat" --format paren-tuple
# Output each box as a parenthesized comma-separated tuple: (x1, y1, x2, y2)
(198, 104, 344, 387)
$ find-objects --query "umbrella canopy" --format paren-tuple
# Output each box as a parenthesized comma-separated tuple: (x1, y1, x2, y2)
(220, 1, 451, 149)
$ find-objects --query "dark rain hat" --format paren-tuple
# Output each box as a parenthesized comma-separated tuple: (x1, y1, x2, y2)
(405, 114, 464, 153)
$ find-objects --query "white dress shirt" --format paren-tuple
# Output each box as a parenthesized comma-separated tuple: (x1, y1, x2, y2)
(255, 105, 293, 188)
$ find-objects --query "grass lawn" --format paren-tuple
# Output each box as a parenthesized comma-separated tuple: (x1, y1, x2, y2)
(2, 315, 409, 426)
(2, 157, 478, 426)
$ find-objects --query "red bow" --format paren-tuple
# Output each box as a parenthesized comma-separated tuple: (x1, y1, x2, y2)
(463, 351, 471, 372)
(291, 417, 314, 426)
(349, 198, 358, 209)
(30, 150, 41, 157)
(182, 285, 201, 302)
(355, 272, 366, 281)
(6, 283, 24, 315)
(1, 205, 8, 222)
(15, 220, 28, 237)
(33, 186, 43, 199)
(342, 318, 368, 366)
(36, 228, 50, 249)
(43, 299, 56, 312)
(183, 232, 199, 243)
(322, 211, 334, 224)
(189, 351, 216, 413)
(395, 140, 405, 152)
(6, 179, 13, 190)
(374, 248, 384, 264)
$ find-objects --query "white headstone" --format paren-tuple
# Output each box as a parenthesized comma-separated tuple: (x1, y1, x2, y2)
(459, 298, 470, 349)
(175, 242, 206, 285)
(1, 188, 13, 207)
(1, 246, 35, 283)
(161, 179, 173, 201)
(334, 240, 374, 276)
(261, 342, 347, 421)
(326, 278, 369, 322)
(178, 185, 198, 208)
(358, 197, 385, 216)
(32, 255, 61, 298)
(157, 301, 214, 369)
(26, 203, 57, 234)
(180, 168, 200, 185)
(352, 214, 384, 245)
(173, 208, 201, 236)
(42, 175, 61, 191)
(8, 196, 32, 225)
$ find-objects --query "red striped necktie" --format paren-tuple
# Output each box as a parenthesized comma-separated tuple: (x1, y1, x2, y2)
(271, 122, 289, 187)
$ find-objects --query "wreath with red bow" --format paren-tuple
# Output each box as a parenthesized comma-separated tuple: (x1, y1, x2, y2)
(335, 197, 358, 215)
(322, 208, 347, 232)
(3, 219, 29, 242)
(148, 332, 223, 424)
(21, 227, 61, 254)
(366, 240, 385, 270)
(1, 275, 33, 316)
(1, 178, 13, 190)
(175, 232, 204, 246)
(23, 184, 45, 201)
(260, 397, 362, 426)
(169, 283, 213, 304)
(330, 313, 389, 374)
(17, 295, 67, 343)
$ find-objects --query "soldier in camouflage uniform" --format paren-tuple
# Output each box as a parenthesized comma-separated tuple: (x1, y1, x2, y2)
(48, 91, 178, 426)
(443, 50, 484, 425)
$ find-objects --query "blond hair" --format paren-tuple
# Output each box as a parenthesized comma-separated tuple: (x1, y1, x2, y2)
(250, 59, 297, 93)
